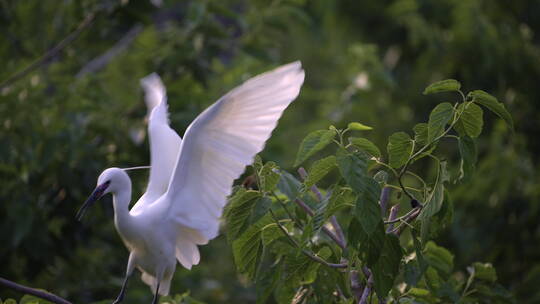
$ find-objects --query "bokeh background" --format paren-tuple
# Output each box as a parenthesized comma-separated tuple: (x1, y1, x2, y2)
(1, 0, 539, 303)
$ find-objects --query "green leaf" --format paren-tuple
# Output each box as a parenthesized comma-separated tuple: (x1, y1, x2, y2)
(419, 180, 444, 221)
(285, 247, 331, 285)
(372, 234, 404, 297)
(336, 148, 368, 193)
(232, 214, 274, 279)
(469, 90, 514, 130)
(423, 79, 461, 95)
(294, 129, 337, 167)
(324, 187, 355, 219)
(348, 122, 373, 131)
(277, 170, 301, 200)
(373, 170, 389, 185)
(413, 123, 428, 146)
(349, 219, 386, 266)
(224, 189, 261, 242)
(355, 177, 382, 236)
(349, 137, 381, 157)
(259, 161, 280, 192)
(473, 262, 498, 282)
(427, 102, 454, 142)
(457, 102, 483, 138)
(387, 132, 413, 168)
(304, 155, 337, 188)
(458, 136, 477, 182)
(423, 241, 454, 277)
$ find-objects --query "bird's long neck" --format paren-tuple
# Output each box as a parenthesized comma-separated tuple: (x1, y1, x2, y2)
(112, 176, 133, 234)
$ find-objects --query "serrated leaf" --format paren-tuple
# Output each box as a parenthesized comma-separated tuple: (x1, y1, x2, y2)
(294, 129, 337, 167)
(336, 148, 368, 193)
(387, 132, 413, 168)
(348, 122, 373, 131)
(423, 241, 454, 277)
(304, 156, 337, 188)
(413, 123, 428, 146)
(457, 102, 483, 138)
(349, 137, 381, 157)
(225, 189, 262, 242)
(458, 136, 477, 182)
(473, 262, 497, 282)
(324, 187, 355, 219)
(259, 162, 280, 192)
(277, 170, 301, 200)
(428, 102, 454, 142)
(232, 214, 274, 279)
(261, 223, 283, 246)
(468, 90, 514, 130)
(419, 181, 444, 221)
(423, 79, 461, 95)
(373, 170, 389, 184)
(285, 247, 331, 285)
(348, 218, 385, 266)
(372, 234, 404, 297)
(355, 177, 382, 236)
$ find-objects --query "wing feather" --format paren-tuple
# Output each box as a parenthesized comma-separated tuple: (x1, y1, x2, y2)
(131, 74, 182, 215)
(164, 61, 305, 239)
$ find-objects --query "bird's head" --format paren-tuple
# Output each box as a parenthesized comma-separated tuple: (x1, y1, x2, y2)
(76, 167, 129, 220)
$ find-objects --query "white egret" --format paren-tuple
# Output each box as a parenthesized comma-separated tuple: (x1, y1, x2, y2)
(77, 61, 305, 303)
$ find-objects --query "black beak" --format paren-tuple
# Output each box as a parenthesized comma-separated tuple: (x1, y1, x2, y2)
(76, 183, 109, 221)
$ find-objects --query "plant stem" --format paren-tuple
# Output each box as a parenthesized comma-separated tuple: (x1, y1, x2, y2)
(0, 277, 72, 304)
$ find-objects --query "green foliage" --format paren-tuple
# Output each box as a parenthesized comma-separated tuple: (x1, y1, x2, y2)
(294, 129, 336, 167)
(423, 79, 461, 95)
(2, 0, 537, 303)
(387, 132, 414, 168)
(221, 79, 514, 303)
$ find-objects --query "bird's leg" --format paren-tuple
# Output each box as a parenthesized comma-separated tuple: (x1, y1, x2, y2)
(112, 274, 130, 304)
(151, 281, 160, 304)
(113, 253, 135, 304)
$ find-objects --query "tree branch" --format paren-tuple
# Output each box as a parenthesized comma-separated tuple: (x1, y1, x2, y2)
(76, 24, 143, 78)
(0, 11, 97, 90)
(0, 277, 72, 304)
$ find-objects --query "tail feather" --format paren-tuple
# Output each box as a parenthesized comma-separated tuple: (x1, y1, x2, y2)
(141, 271, 171, 296)
(175, 227, 208, 270)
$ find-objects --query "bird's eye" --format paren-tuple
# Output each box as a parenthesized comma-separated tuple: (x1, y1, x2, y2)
(105, 180, 111, 185)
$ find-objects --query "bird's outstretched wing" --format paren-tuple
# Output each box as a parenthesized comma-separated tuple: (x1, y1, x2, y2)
(164, 61, 305, 239)
(131, 73, 182, 215)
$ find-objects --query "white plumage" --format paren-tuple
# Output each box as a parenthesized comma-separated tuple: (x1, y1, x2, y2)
(78, 61, 305, 303)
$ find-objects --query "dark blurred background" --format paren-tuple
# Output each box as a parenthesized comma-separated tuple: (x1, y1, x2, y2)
(0, 0, 539, 303)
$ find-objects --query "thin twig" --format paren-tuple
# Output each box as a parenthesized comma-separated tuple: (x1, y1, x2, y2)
(359, 271, 374, 304)
(390, 208, 422, 236)
(0, 12, 98, 90)
(0, 277, 72, 304)
(297, 167, 347, 248)
(379, 187, 391, 217)
(76, 24, 143, 77)
(268, 209, 347, 268)
(384, 207, 421, 225)
(295, 198, 346, 250)
(386, 204, 400, 233)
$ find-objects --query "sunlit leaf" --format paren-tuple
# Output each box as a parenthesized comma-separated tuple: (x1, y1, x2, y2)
(428, 102, 454, 142)
(294, 129, 336, 167)
(423, 79, 461, 95)
(387, 132, 413, 168)
(468, 90, 514, 130)
(348, 122, 373, 131)
(304, 156, 337, 188)
(349, 137, 381, 157)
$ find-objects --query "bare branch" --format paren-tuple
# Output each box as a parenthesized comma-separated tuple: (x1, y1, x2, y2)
(76, 24, 143, 78)
(359, 271, 374, 304)
(0, 12, 97, 90)
(0, 277, 72, 304)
